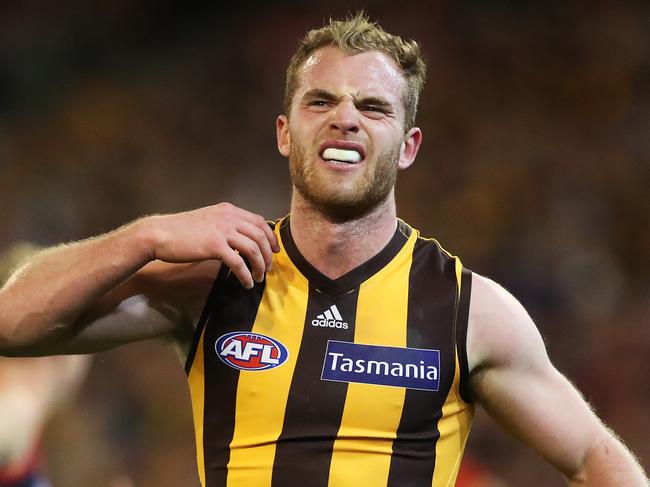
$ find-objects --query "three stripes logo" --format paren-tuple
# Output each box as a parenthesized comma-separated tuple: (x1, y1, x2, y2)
(311, 304, 349, 330)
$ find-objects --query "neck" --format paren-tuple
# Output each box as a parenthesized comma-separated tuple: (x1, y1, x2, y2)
(289, 190, 398, 279)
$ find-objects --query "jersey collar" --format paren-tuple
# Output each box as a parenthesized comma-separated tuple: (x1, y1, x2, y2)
(279, 216, 411, 296)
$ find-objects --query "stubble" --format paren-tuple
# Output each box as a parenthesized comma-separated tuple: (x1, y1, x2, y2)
(288, 133, 400, 221)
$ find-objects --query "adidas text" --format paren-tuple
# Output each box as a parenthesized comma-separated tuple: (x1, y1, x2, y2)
(312, 318, 349, 329)
(312, 304, 349, 330)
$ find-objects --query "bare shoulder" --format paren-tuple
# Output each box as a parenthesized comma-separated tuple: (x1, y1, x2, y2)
(467, 273, 550, 374)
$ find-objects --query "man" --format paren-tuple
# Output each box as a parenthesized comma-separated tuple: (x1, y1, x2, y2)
(0, 13, 646, 487)
(0, 244, 89, 487)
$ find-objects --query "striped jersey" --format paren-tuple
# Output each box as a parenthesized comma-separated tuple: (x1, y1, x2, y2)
(185, 217, 475, 487)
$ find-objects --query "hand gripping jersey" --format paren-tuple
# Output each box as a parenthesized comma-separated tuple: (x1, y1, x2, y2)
(185, 217, 474, 487)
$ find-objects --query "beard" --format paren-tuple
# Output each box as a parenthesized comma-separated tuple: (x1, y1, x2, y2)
(288, 134, 400, 221)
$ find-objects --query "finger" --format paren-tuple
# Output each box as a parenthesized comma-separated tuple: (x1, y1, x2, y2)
(227, 234, 266, 283)
(237, 210, 280, 253)
(263, 223, 280, 253)
(238, 221, 273, 271)
(219, 247, 254, 289)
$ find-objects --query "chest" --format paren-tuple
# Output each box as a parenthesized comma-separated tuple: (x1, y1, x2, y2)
(202, 262, 459, 435)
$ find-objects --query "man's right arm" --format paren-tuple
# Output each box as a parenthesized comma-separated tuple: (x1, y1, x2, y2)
(0, 203, 279, 357)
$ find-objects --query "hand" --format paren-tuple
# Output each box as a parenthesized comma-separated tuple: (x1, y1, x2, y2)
(145, 203, 280, 289)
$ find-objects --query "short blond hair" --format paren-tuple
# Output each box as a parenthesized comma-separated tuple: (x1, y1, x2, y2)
(284, 12, 427, 130)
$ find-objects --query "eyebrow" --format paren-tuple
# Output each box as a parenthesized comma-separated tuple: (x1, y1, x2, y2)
(302, 89, 395, 111)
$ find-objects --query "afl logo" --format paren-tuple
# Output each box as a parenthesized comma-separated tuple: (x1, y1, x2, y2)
(215, 332, 289, 371)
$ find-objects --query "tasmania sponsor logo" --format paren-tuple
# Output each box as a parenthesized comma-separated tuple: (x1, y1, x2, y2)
(215, 331, 289, 371)
(321, 340, 440, 391)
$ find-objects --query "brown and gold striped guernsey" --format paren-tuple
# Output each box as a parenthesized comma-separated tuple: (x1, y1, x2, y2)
(185, 217, 475, 487)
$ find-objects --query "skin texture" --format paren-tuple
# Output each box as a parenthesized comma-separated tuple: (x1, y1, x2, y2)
(0, 47, 646, 485)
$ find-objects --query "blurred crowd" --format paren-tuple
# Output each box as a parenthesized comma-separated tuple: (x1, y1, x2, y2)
(0, 1, 647, 486)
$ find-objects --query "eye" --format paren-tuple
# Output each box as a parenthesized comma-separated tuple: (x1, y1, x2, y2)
(309, 100, 330, 107)
(360, 105, 386, 114)
(359, 105, 390, 119)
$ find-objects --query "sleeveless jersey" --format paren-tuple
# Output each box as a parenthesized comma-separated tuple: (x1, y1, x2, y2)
(185, 217, 475, 487)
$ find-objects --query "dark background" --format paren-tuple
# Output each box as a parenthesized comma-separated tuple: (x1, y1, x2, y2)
(1, 1, 648, 485)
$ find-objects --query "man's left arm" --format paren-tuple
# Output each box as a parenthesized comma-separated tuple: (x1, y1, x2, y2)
(467, 273, 648, 486)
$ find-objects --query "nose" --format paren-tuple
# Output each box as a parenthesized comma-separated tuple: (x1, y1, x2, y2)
(329, 100, 360, 134)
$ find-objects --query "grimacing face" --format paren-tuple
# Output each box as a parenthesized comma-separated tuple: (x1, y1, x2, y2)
(276, 47, 422, 220)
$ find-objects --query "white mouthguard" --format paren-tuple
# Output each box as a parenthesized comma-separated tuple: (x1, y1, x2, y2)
(322, 148, 362, 163)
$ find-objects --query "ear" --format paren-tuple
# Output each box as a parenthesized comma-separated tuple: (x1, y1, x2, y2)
(398, 127, 422, 170)
(276, 115, 290, 157)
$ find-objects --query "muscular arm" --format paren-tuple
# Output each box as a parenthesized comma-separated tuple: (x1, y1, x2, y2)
(0, 203, 279, 357)
(467, 273, 647, 486)
(0, 221, 158, 355)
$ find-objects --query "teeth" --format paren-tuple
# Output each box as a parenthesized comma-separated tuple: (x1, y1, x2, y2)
(322, 148, 361, 163)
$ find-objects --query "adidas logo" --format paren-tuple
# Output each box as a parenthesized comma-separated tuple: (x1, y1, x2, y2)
(311, 304, 349, 330)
